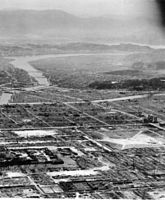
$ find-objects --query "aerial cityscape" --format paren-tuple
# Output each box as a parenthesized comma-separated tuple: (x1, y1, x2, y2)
(0, 0, 165, 199)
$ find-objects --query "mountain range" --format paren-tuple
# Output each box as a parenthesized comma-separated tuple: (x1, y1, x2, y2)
(0, 9, 163, 44)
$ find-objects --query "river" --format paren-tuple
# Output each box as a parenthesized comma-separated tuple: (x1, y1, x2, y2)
(10, 40, 165, 87)
(0, 52, 134, 104)
(1, 51, 165, 105)
(6, 42, 165, 88)
(10, 56, 51, 87)
(9, 52, 135, 87)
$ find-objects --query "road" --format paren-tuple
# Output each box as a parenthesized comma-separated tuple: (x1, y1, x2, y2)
(93, 94, 149, 103)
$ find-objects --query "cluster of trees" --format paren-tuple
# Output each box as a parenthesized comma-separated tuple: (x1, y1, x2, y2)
(89, 77, 165, 91)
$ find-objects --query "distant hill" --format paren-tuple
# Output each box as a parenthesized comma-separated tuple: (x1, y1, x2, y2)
(0, 42, 155, 57)
(0, 9, 162, 43)
(0, 10, 81, 34)
(56, 42, 153, 51)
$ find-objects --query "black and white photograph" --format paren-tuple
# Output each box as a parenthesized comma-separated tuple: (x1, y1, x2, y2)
(0, 0, 165, 199)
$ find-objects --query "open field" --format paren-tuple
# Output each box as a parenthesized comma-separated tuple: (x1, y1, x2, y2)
(30, 51, 165, 89)
(30, 54, 130, 88)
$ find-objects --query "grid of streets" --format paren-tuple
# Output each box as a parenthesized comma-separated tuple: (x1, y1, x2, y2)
(0, 84, 165, 199)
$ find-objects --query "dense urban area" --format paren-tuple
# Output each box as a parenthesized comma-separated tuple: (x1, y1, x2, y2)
(0, 43, 165, 199)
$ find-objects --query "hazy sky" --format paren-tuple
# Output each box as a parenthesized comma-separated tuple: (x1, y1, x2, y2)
(0, 0, 157, 17)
